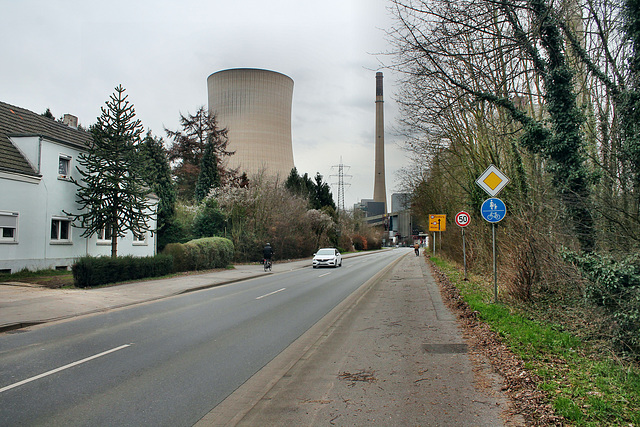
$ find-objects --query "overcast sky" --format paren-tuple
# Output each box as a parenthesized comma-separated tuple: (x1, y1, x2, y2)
(1, 0, 406, 209)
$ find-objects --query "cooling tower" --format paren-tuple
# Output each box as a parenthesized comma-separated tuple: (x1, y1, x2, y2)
(207, 68, 295, 178)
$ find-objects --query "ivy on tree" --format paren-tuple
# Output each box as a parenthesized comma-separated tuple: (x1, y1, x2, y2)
(69, 85, 152, 257)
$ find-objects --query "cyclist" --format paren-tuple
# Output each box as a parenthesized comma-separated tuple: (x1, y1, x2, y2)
(263, 243, 274, 270)
(414, 242, 420, 256)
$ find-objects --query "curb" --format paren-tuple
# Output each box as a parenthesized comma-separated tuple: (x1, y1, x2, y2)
(0, 275, 258, 334)
(0, 250, 393, 334)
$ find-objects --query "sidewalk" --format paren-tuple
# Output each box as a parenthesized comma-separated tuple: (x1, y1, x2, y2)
(199, 252, 517, 426)
(0, 258, 311, 332)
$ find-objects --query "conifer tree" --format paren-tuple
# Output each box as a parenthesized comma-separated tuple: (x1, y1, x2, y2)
(69, 85, 152, 257)
(285, 168, 336, 211)
(313, 172, 336, 211)
(165, 107, 233, 200)
(139, 131, 176, 245)
(195, 141, 221, 203)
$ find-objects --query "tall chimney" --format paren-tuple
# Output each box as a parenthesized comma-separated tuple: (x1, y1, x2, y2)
(373, 72, 387, 213)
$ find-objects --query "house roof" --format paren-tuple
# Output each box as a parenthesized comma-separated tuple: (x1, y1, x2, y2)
(0, 101, 91, 176)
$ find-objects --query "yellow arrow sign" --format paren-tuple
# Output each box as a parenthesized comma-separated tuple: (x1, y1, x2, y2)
(429, 214, 446, 231)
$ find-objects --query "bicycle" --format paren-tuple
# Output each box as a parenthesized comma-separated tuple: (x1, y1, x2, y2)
(263, 258, 272, 272)
(487, 211, 502, 221)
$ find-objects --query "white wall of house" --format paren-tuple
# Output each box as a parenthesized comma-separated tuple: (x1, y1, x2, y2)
(0, 136, 157, 273)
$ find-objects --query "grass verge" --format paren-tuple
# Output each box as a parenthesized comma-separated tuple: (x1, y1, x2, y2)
(0, 268, 74, 288)
(432, 257, 640, 426)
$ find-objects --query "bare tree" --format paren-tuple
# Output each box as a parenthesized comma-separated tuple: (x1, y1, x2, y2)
(387, 0, 639, 253)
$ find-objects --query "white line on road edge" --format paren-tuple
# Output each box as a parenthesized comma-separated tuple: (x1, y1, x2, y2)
(0, 344, 132, 394)
(256, 288, 286, 300)
(318, 272, 331, 277)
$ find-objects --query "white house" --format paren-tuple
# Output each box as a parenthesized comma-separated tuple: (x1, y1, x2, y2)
(0, 101, 157, 273)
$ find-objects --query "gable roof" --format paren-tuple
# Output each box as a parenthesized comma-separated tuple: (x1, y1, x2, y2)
(0, 101, 91, 176)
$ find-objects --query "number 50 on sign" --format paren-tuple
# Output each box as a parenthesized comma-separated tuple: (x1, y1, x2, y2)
(455, 211, 471, 227)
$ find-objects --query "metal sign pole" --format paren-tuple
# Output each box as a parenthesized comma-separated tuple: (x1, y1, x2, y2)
(476, 165, 510, 304)
(432, 231, 436, 257)
(462, 228, 467, 280)
(493, 223, 497, 302)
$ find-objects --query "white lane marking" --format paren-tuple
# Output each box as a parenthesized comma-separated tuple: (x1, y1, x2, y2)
(256, 288, 286, 300)
(0, 344, 132, 394)
(318, 272, 331, 277)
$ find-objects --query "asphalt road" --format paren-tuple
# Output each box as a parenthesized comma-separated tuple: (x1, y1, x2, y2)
(0, 250, 405, 426)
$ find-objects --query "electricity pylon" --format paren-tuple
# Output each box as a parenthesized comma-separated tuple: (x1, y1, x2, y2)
(331, 157, 352, 213)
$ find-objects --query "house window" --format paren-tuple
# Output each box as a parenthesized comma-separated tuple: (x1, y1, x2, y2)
(133, 231, 147, 245)
(51, 218, 71, 242)
(0, 212, 18, 243)
(97, 227, 112, 241)
(58, 155, 71, 179)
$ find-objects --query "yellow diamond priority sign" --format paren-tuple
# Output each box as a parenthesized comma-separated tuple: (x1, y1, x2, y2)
(476, 165, 510, 197)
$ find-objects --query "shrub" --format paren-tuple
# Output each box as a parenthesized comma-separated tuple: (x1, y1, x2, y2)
(366, 235, 382, 250)
(162, 237, 234, 272)
(338, 233, 354, 252)
(562, 250, 640, 357)
(163, 242, 190, 272)
(352, 234, 367, 251)
(193, 198, 226, 238)
(73, 254, 173, 288)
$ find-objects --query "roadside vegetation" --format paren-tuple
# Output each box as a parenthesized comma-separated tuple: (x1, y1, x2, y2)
(433, 256, 640, 426)
(388, 0, 640, 363)
(0, 269, 74, 288)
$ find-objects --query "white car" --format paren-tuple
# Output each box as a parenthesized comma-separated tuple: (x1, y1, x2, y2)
(312, 248, 342, 268)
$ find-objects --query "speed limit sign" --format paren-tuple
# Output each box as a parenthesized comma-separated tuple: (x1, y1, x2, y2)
(455, 211, 471, 227)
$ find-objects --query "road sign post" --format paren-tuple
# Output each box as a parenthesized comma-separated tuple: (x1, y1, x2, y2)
(481, 198, 506, 302)
(476, 165, 510, 303)
(428, 214, 446, 256)
(455, 211, 470, 280)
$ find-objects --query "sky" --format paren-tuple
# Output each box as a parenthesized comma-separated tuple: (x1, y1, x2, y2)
(0, 0, 407, 209)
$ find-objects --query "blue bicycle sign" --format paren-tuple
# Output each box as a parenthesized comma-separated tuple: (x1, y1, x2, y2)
(481, 198, 506, 223)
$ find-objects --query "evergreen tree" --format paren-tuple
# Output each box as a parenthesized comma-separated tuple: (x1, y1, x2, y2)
(313, 172, 336, 211)
(285, 168, 335, 210)
(165, 106, 233, 200)
(195, 141, 221, 203)
(193, 198, 226, 237)
(285, 168, 302, 193)
(285, 167, 314, 199)
(42, 108, 55, 120)
(139, 131, 176, 249)
(69, 85, 151, 257)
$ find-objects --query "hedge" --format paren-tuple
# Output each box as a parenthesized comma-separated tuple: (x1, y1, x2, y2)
(163, 236, 234, 272)
(73, 254, 174, 288)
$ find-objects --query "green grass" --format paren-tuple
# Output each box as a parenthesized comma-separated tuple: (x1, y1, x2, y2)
(432, 257, 640, 426)
(0, 268, 71, 280)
